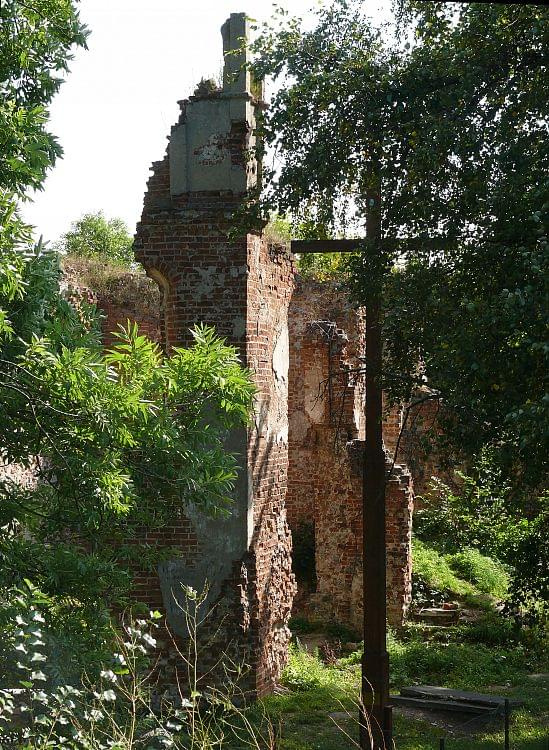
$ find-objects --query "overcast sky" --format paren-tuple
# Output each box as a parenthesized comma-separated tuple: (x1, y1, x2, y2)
(21, 0, 389, 243)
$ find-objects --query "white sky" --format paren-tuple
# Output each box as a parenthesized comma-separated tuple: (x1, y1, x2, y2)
(21, 0, 389, 244)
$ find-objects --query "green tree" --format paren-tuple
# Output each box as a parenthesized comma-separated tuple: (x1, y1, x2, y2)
(250, 0, 548, 614)
(250, 0, 548, 487)
(56, 211, 135, 267)
(0, 0, 88, 337)
(0, 0, 88, 196)
(0, 0, 256, 667)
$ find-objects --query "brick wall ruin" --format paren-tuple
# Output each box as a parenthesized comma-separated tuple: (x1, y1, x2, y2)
(131, 14, 296, 697)
(0, 13, 453, 703)
(287, 279, 414, 630)
(66, 261, 422, 646)
(55, 12, 445, 696)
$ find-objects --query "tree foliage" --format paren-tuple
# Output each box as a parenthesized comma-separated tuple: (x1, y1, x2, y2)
(1, 308, 254, 644)
(0, 0, 256, 663)
(55, 211, 135, 267)
(250, 0, 548, 487)
(0, 0, 88, 196)
(0, 0, 88, 337)
(250, 0, 548, 613)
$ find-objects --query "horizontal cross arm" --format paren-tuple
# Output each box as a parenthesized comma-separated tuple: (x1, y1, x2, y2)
(291, 238, 458, 254)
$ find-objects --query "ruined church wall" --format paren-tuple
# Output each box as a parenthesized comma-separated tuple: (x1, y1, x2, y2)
(287, 278, 414, 629)
(287, 279, 365, 528)
(246, 235, 297, 693)
(131, 111, 296, 693)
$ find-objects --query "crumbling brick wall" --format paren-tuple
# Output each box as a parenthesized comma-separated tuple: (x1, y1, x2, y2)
(128, 13, 296, 697)
(287, 278, 414, 629)
(62, 261, 162, 348)
(400, 394, 449, 498)
(132, 179, 296, 694)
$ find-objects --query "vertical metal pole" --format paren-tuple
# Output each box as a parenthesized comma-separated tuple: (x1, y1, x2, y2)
(504, 698, 510, 750)
(439, 739, 445, 750)
(360, 163, 391, 749)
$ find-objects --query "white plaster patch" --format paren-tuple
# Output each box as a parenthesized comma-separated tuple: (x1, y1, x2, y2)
(289, 410, 310, 444)
(272, 325, 289, 389)
(196, 266, 225, 299)
(304, 358, 326, 423)
(276, 425, 289, 445)
(194, 132, 229, 166)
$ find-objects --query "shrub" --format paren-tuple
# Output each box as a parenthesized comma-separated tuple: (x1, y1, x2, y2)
(56, 212, 135, 267)
(0, 587, 278, 750)
(281, 645, 326, 692)
(388, 635, 530, 691)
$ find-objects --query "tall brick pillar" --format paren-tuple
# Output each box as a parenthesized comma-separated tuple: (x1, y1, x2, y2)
(134, 13, 296, 697)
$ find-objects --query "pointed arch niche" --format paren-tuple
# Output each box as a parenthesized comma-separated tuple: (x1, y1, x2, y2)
(146, 266, 177, 354)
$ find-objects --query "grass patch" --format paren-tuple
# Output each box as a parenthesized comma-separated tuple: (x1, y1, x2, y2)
(388, 633, 535, 691)
(279, 644, 357, 700)
(448, 547, 509, 599)
(259, 617, 548, 749)
(412, 538, 501, 610)
(412, 538, 477, 597)
(63, 256, 160, 309)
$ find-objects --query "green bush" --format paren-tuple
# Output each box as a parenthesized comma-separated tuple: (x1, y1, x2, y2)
(412, 538, 476, 598)
(448, 548, 509, 599)
(456, 615, 520, 647)
(56, 212, 135, 267)
(413, 460, 547, 620)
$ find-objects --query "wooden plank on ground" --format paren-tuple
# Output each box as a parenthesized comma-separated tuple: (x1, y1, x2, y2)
(390, 695, 491, 715)
(400, 686, 522, 707)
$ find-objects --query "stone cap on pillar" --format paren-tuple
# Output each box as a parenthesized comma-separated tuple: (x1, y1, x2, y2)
(222, 13, 251, 96)
(169, 12, 262, 197)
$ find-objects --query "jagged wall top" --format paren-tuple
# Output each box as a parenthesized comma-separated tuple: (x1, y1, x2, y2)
(169, 13, 261, 197)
